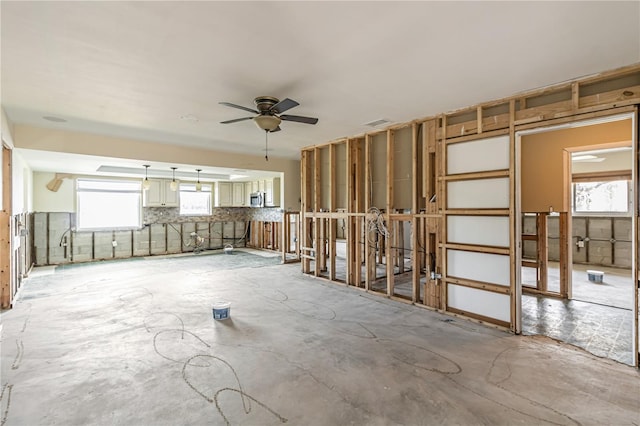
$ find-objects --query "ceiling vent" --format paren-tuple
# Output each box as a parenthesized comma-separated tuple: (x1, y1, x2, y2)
(364, 118, 391, 128)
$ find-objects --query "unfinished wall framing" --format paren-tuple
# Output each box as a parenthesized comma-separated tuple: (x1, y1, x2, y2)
(300, 63, 640, 332)
(30, 212, 251, 266)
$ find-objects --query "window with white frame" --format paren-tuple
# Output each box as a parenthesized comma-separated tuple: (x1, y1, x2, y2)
(179, 183, 212, 215)
(77, 179, 142, 229)
(573, 180, 630, 214)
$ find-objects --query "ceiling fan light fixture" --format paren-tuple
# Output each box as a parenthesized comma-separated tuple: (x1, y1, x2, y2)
(254, 115, 281, 132)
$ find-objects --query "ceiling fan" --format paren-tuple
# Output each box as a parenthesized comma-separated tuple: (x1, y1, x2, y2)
(219, 96, 318, 133)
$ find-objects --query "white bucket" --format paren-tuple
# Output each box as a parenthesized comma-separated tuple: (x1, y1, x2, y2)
(212, 301, 231, 320)
(587, 270, 604, 283)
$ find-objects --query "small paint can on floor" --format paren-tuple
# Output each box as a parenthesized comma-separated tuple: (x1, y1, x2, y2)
(212, 301, 231, 320)
(587, 270, 604, 283)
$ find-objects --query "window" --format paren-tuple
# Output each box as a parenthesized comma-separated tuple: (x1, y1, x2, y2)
(179, 183, 212, 215)
(573, 180, 630, 214)
(77, 179, 142, 229)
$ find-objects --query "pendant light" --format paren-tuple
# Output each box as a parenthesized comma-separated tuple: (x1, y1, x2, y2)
(195, 169, 202, 192)
(142, 165, 151, 191)
(170, 167, 178, 191)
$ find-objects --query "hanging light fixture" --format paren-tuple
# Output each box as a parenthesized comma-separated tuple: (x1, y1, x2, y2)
(170, 167, 178, 191)
(195, 169, 202, 192)
(142, 165, 151, 191)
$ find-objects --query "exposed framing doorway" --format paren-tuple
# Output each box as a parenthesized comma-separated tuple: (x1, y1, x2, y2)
(515, 111, 638, 367)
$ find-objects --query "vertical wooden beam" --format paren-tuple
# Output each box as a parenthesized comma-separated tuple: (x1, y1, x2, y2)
(537, 213, 549, 292)
(386, 129, 395, 297)
(301, 151, 311, 273)
(345, 139, 353, 285)
(355, 139, 364, 287)
(314, 147, 321, 276)
(571, 81, 580, 111)
(477, 106, 483, 134)
(314, 218, 321, 276)
(282, 212, 288, 263)
(509, 99, 517, 332)
(440, 115, 447, 311)
(411, 123, 420, 302)
(364, 134, 374, 290)
(329, 144, 336, 280)
(0, 146, 11, 308)
(559, 212, 570, 298)
(314, 147, 321, 213)
(411, 217, 420, 303)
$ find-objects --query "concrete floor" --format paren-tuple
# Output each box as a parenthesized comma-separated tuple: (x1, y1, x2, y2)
(1, 249, 640, 425)
(522, 262, 633, 309)
(521, 262, 636, 365)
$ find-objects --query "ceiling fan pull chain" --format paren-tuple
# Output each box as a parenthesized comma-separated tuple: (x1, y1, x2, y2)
(265, 130, 269, 161)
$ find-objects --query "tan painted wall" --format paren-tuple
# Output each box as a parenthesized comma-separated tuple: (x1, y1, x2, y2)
(521, 118, 632, 212)
(14, 124, 302, 211)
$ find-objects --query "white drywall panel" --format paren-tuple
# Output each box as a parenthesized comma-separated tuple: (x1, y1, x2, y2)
(447, 215, 510, 247)
(447, 283, 511, 323)
(447, 249, 510, 286)
(447, 135, 510, 174)
(447, 178, 509, 209)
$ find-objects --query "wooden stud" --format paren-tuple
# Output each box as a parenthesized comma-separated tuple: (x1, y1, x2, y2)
(508, 99, 517, 332)
(386, 130, 395, 297)
(559, 212, 569, 298)
(440, 114, 447, 312)
(537, 213, 548, 292)
(0, 146, 11, 308)
(477, 106, 483, 134)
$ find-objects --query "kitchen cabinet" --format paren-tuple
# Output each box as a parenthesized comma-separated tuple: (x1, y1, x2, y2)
(264, 177, 281, 207)
(245, 182, 253, 206)
(218, 182, 249, 207)
(217, 182, 232, 206)
(143, 179, 179, 207)
(232, 182, 245, 206)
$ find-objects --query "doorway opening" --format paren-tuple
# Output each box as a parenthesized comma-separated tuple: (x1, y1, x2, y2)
(517, 113, 637, 366)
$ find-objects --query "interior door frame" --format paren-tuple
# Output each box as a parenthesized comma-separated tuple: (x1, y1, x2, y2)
(515, 110, 638, 367)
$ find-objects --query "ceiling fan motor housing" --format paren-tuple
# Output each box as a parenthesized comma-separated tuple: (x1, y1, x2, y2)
(254, 96, 279, 114)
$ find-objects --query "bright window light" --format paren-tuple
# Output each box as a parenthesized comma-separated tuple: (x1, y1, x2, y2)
(180, 183, 212, 215)
(573, 180, 629, 213)
(77, 179, 142, 229)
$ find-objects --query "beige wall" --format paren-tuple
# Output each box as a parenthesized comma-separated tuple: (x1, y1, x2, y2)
(33, 172, 74, 212)
(521, 118, 632, 212)
(14, 124, 301, 211)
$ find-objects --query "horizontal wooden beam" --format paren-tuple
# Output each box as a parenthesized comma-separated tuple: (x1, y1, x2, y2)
(442, 242, 510, 255)
(441, 169, 509, 182)
(444, 277, 511, 294)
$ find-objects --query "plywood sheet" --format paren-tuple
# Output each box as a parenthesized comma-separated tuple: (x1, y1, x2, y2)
(447, 215, 509, 247)
(447, 249, 510, 286)
(447, 135, 509, 174)
(448, 283, 511, 323)
(447, 178, 510, 209)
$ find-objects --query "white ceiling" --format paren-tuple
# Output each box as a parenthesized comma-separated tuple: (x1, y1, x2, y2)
(1, 1, 639, 176)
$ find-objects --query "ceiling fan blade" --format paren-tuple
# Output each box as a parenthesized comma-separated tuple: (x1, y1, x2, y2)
(219, 102, 258, 114)
(220, 116, 254, 124)
(269, 126, 282, 133)
(280, 114, 319, 125)
(271, 98, 299, 114)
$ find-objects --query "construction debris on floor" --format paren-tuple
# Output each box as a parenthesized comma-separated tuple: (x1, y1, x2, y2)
(1, 249, 639, 425)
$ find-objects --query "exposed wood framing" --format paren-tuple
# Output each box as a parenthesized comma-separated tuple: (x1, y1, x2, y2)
(386, 130, 394, 297)
(298, 63, 640, 341)
(0, 146, 10, 308)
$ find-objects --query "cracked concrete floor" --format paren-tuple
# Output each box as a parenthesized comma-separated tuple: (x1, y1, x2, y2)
(1, 249, 639, 425)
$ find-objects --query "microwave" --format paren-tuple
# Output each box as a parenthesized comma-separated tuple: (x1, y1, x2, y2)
(250, 192, 264, 208)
